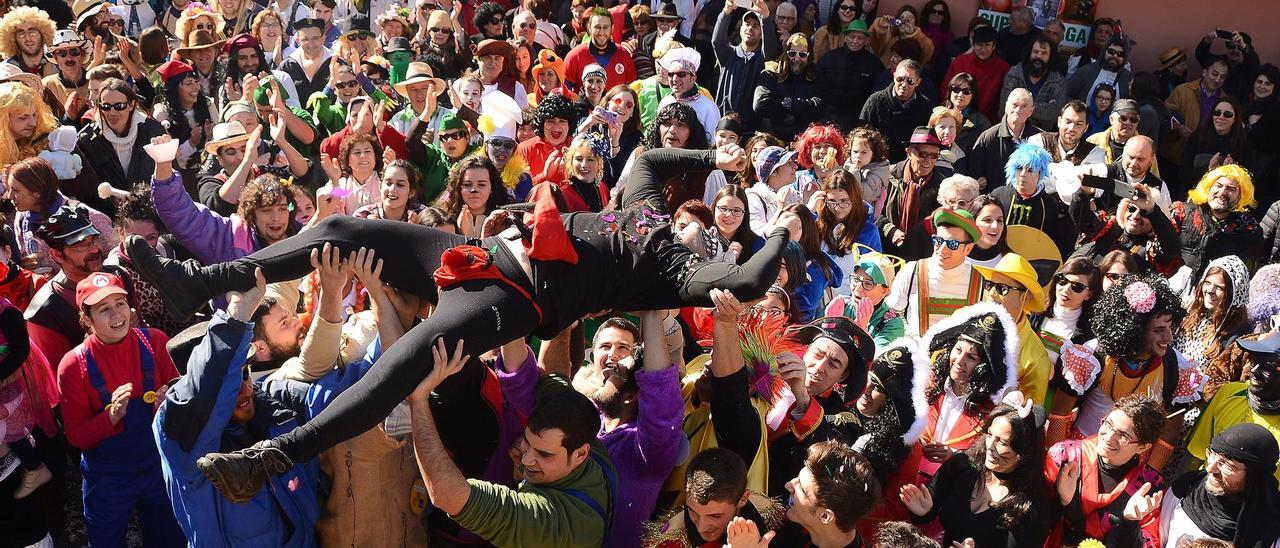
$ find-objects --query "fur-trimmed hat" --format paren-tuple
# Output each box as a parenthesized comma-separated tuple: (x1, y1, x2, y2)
(922, 301, 1020, 408)
(870, 337, 931, 447)
(1249, 264, 1280, 329)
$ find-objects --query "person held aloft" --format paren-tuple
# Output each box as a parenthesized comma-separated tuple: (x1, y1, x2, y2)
(1049, 274, 1203, 474)
(885, 208, 983, 337)
(56, 271, 186, 546)
(643, 447, 786, 548)
(973, 253, 1053, 404)
(913, 302, 1020, 480)
(1169, 164, 1263, 287)
(104, 186, 197, 336)
(1177, 256, 1252, 401)
(825, 252, 903, 349)
(1045, 393, 1168, 547)
(901, 391, 1053, 547)
(990, 142, 1077, 258)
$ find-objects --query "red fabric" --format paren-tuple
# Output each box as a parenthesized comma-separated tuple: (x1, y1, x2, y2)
(0, 269, 42, 311)
(432, 245, 502, 289)
(858, 448, 923, 539)
(562, 43, 637, 94)
(941, 51, 1011, 122)
(319, 124, 409, 162)
(56, 328, 178, 451)
(29, 322, 74, 387)
(523, 187, 578, 264)
(516, 137, 566, 181)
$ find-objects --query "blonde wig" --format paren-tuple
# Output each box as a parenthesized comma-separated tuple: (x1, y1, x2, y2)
(0, 7, 55, 60)
(175, 3, 221, 46)
(1188, 163, 1256, 212)
(0, 82, 58, 165)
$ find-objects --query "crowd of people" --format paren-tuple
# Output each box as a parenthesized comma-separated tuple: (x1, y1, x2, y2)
(0, 0, 1279, 546)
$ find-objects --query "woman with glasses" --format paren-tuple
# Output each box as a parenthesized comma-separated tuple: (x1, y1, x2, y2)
(74, 79, 168, 217)
(1086, 82, 1115, 139)
(1181, 96, 1256, 188)
(709, 185, 764, 265)
(591, 85, 641, 187)
(1032, 257, 1101, 365)
(811, 169, 880, 296)
(1177, 255, 1251, 401)
(251, 10, 288, 65)
(1098, 249, 1139, 293)
(824, 252, 901, 348)
(417, 8, 470, 79)
(1044, 393, 1167, 547)
(811, 0, 860, 62)
(919, 0, 952, 76)
(941, 72, 991, 153)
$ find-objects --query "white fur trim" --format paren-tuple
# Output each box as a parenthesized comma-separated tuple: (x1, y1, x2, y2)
(919, 301, 1020, 406)
(877, 337, 932, 447)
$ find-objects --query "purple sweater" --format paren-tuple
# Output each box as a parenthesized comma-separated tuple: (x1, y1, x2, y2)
(491, 347, 540, 486)
(599, 365, 684, 548)
(151, 172, 258, 265)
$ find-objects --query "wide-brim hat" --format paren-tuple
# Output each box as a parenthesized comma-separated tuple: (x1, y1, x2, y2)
(475, 38, 514, 58)
(922, 302, 1020, 405)
(972, 252, 1047, 314)
(787, 316, 875, 393)
(205, 121, 251, 154)
(651, 1, 684, 21)
(46, 29, 90, 54)
(394, 62, 446, 97)
(1004, 225, 1061, 289)
(908, 125, 944, 148)
(0, 63, 43, 93)
(1158, 47, 1186, 71)
(72, 0, 106, 29)
(175, 29, 225, 55)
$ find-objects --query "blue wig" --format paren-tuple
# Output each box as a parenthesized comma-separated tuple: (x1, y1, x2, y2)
(1004, 142, 1052, 188)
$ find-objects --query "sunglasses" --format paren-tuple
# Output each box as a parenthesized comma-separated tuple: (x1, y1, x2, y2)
(1213, 109, 1236, 119)
(105, 20, 124, 27)
(1126, 204, 1149, 218)
(1106, 48, 1125, 57)
(98, 101, 130, 111)
(1117, 114, 1139, 123)
(518, 23, 534, 29)
(487, 138, 516, 150)
(986, 280, 1025, 296)
(429, 27, 451, 33)
(912, 149, 941, 160)
(670, 70, 693, 79)
(895, 75, 918, 85)
(1054, 274, 1087, 294)
(52, 49, 83, 58)
(931, 236, 965, 250)
(787, 50, 809, 59)
(931, 7, 946, 14)
(1105, 272, 1125, 282)
(440, 131, 468, 142)
(485, 17, 502, 26)
(334, 80, 360, 89)
(838, 4, 857, 11)
(949, 85, 973, 95)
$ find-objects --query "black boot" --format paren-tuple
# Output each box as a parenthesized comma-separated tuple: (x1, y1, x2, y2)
(125, 236, 215, 322)
(196, 440, 293, 504)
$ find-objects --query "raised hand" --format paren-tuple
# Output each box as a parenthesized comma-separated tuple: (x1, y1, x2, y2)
(725, 516, 775, 548)
(410, 338, 469, 401)
(1122, 482, 1164, 522)
(311, 242, 352, 297)
(899, 483, 934, 517)
(710, 288, 746, 321)
(715, 144, 748, 172)
(351, 247, 384, 298)
(1056, 459, 1080, 506)
(107, 382, 134, 425)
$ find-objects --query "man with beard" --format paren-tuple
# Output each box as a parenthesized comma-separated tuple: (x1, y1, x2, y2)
(1183, 333, 1280, 481)
(753, 33, 822, 142)
(1029, 101, 1106, 191)
(218, 34, 302, 112)
(0, 7, 57, 78)
(969, 88, 1040, 190)
(570, 312, 683, 547)
(1115, 423, 1280, 547)
(1000, 34, 1065, 131)
(1064, 34, 1133, 103)
(817, 19, 883, 131)
(26, 207, 123, 367)
(1165, 57, 1230, 166)
(710, 0, 778, 124)
(564, 9, 636, 94)
(1169, 164, 1264, 283)
(1070, 182, 1181, 276)
(996, 6, 1036, 65)
(861, 60, 933, 163)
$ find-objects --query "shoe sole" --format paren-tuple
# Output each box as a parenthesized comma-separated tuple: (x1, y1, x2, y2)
(197, 455, 257, 504)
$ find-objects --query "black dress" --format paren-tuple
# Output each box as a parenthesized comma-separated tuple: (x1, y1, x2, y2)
(916, 454, 1053, 548)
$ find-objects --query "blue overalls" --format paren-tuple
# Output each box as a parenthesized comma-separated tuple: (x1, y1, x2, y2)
(79, 329, 185, 547)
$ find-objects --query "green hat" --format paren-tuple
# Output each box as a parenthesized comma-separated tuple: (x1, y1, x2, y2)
(843, 19, 869, 35)
(932, 208, 980, 244)
(252, 76, 290, 106)
(854, 253, 897, 287)
(439, 112, 466, 132)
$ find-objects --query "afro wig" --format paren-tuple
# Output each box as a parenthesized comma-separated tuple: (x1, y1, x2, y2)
(1090, 273, 1185, 359)
(793, 123, 846, 170)
(1004, 142, 1051, 188)
(642, 102, 709, 150)
(531, 92, 579, 138)
(1188, 163, 1257, 212)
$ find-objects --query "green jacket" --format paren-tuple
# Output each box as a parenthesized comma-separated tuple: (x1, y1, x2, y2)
(452, 376, 614, 548)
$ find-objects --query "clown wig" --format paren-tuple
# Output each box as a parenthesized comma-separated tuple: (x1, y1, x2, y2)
(531, 92, 579, 138)
(793, 123, 845, 170)
(0, 82, 56, 166)
(1089, 273, 1185, 359)
(1004, 142, 1051, 188)
(0, 7, 55, 60)
(1187, 163, 1256, 212)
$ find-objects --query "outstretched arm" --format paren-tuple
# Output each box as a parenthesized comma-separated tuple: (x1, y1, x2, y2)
(619, 145, 748, 210)
(409, 339, 473, 515)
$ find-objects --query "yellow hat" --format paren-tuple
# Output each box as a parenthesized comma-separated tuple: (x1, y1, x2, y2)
(972, 253, 1046, 314)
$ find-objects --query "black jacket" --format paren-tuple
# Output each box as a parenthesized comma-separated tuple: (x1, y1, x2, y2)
(1171, 201, 1264, 279)
(753, 68, 823, 142)
(73, 116, 168, 216)
(859, 89, 933, 163)
(816, 47, 884, 131)
(967, 118, 1041, 188)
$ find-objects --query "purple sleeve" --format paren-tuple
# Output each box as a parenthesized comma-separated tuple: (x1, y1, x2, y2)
(494, 345, 539, 417)
(150, 172, 237, 264)
(634, 365, 684, 468)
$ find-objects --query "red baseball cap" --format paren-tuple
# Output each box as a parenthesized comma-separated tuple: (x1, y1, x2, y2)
(76, 272, 127, 309)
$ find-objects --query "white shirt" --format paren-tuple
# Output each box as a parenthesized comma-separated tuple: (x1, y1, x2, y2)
(886, 258, 978, 337)
(933, 383, 968, 442)
(746, 182, 781, 237)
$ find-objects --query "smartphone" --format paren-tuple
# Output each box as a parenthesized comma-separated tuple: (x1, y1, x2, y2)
(1216, 28, 1235, 40)
(595, 106, 618, 125)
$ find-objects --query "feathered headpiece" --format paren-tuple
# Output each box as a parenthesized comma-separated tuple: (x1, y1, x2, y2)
(737, 307, 805, 405)
(571, 131, 611, 160)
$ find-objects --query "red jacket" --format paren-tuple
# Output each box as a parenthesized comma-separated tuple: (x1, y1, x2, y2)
(563, 42, 637, 94)
(942, 51, 1011, 122)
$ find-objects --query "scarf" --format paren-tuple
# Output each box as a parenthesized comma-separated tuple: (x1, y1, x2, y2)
(100, 110, 147, 176)
(1173, 468, 1280, 547)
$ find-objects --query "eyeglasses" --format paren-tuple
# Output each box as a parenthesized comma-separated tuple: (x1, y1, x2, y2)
(776, 15, 795, 21)
(1054, 274, 1087, 294)
(518, 23, 534, 29)
(942, 198, 971, 209)
(368, 76, 387, 86)
(429, 27, 451, 33)
(98, 101, 130, 111)
(1213, 109, 1236, 119)
(439, 131, 468, 142)
(748, 304, 787, 317)
(1207, 449, 1241, 476)
(1117, 114, 1139, 123)
(670, 71, 692, 79)
(850, 274, 883, 291)
(334, 80, 360, 90)
(1098, 418, 1136, 446)
(931, 7, 946, 14)
(1105, 47, 1125, 57)
(485, 17, 502, 26)
(985, 280, 1026, 296)
(1105, 272, 1125, 282)
(716, 205, 745, 217)
(52, 49, 83, 58)
(787, 50, 810, 59)
(824, 199, 852, 209)
(105, 20, 123, 28)
(931, 236, 966, 250)
(911, 149, 941, 160)
(949, 85, 973, 95)
(838, 4, 857, 11)
(895, 75, 918, 85)
(487, 138, 516, 151)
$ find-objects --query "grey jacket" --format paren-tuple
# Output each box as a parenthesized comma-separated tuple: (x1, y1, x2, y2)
(1000, 63, 1067, 131)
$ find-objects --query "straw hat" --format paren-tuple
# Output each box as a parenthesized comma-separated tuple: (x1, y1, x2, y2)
(393, 62, 446, 97)
(972, 253, 1047, 314)
(0, 63, 43, 92)
(174, 29, 225, 56)
(205, 121, 252, 155)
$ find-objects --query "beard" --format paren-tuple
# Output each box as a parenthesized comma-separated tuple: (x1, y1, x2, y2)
(790, 63, 806, 76)
(1028, 59, 1047, 77)
(590, 386, 628, 419)
(265, 337, 302, 361)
